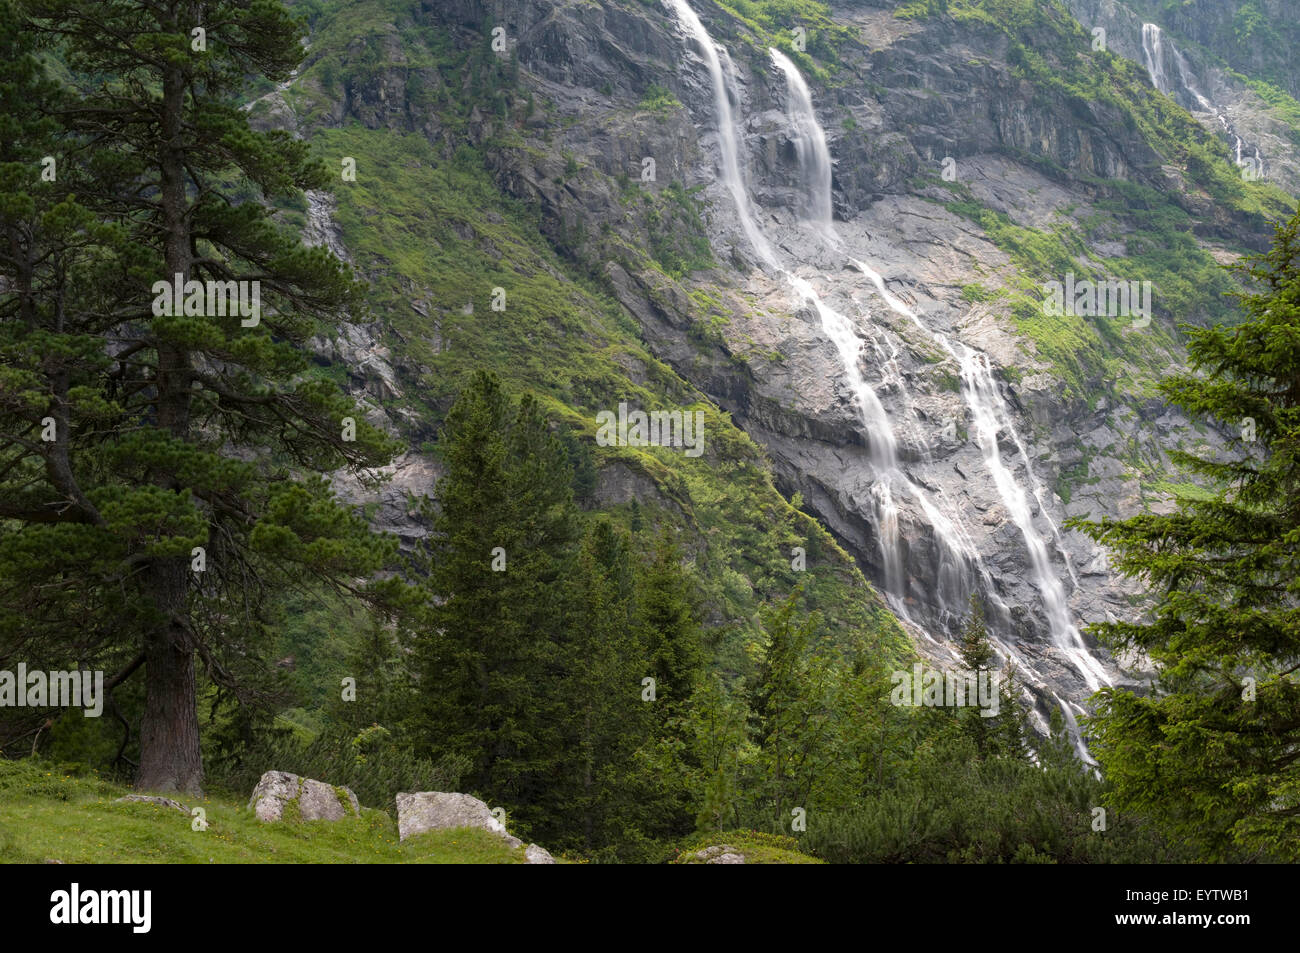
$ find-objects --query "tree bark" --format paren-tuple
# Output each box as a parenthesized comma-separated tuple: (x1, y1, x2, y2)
(136, 559, 203, 795)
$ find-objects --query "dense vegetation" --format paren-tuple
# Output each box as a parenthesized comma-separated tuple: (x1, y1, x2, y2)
(1, 0, 1296, 865)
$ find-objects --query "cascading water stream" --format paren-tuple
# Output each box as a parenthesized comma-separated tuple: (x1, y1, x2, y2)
(666, 3, 1111, 735)
(770, 50, 833, 233)
(666, 1, 917, 611)
(1141, 23, 1169, 94)
(664, 0, 777, 269)
(1142, 23, 1260, 174)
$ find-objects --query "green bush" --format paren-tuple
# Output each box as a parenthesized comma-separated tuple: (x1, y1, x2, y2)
(204, 725, 471, 810)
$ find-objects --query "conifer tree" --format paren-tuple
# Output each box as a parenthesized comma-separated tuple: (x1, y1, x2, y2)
(750, 588, 832, 832)
(1069, 209, 1300, 859)
(555, 518, 652, 856)
(1, 0, 396, 792)
(638, 534, 705, 723)
(415, 372, 577, 809)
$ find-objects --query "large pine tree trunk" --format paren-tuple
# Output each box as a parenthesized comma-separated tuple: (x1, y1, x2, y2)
(136, 55, 202, 795)
(136, 558, 203, 794)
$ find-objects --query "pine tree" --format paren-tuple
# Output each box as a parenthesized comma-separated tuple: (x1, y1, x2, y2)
(637, 533, 704, 722)
(957, 592, 994, 672)
(688, 672, 749, 834)
(994, 659, 1031, 761)
(955, 593, 995, 756)
(0, 0, 398, 792)
(631, 531, 706, 841)
(1068, 209, 1300, 860)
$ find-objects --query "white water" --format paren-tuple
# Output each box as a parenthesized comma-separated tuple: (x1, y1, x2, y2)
(1142, 23, 1260, 173)
(770, 50, 833, 232)
(665, 0, 777, 269)
(960, 351, 1106, 693)
(667, 2, 1111, 716)
(303, 190, 350, 263)
(1141, 23, 1169, 93)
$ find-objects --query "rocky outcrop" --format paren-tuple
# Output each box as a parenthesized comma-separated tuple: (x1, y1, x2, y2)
(694, 844, 746, 864)
(524, 844, 556, 864)
(248, 771, 361, 822)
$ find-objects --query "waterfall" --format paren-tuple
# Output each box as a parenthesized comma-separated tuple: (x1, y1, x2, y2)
(1172, 47, 1216, 114)
(664, 0, 777, 269)
(791, 275, 907, 598)
(1141, 23, 1169, 93)
(303, 190, 350, 263)
(960, 351, 1107, 693)
(770, 50, 833, 233)
(667, 1, 1111, 715)
(1142, 22, 1260, 172)
(665, 0, 911, 608)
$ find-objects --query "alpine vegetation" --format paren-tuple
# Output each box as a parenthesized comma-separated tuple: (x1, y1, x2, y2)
(2, 0, 1298, 876)
(1041, 273, 1154, 324)
(595, 402, 706, 457)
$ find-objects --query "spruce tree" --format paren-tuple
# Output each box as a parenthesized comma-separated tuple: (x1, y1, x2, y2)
(750, 588, 831, 833)
(631, 531, 706, 841)
(416, 372, 577, 811)
(1068, 209, 1300, 860)
(556, 518, 652, 857)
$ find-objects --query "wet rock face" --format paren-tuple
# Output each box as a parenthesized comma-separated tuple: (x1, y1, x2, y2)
(458, 0, 1190, 712)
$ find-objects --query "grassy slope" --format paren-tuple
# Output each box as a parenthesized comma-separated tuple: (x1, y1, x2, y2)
(0, 760, 528, 864)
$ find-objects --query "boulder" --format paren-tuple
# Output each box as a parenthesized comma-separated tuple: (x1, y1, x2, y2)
(696, 844, 746, 864)
(524, 844, 556, 864)
(396, 791, 558, 861)
(394, 791, 508, 842)
(248, 771, 360, 822)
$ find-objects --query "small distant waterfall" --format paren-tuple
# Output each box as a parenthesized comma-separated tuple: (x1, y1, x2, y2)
(1173, 46, 1216, 115)
(1141, 23, 1169, 93)
(303, 190, 350, 263)
(1141, 22, 1261, 173)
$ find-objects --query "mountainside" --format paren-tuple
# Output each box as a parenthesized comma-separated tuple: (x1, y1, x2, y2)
(239, 0, 1294, 734)
(5, 0, 1299, 875)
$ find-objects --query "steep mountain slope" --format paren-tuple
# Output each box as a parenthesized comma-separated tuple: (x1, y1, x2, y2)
(252, 0, 1294, 730)
(1066, 0, 1300, 195)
